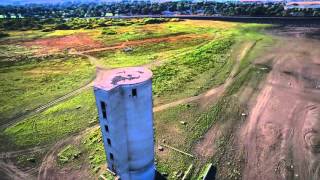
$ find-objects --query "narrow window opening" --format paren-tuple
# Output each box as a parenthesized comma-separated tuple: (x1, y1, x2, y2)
(110, 153, 114, 160)
(132, 88, 137, 97)
(105, 125, 109, 133)
(100, 101, 107, 119)
(107, 138, 111, 146)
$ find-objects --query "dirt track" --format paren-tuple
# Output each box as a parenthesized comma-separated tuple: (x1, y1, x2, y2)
(240, 28, 320, 180)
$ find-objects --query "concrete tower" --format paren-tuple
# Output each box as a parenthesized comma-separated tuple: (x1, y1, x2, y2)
(93, 67, 155, 180)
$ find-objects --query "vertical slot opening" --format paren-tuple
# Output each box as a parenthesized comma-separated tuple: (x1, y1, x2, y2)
(110, 153, 114, 160)
(107, 138, 111, 146)
(100, 101, 107, 119)
(132, 88, 137, 97)
(105, 125, 109, 133)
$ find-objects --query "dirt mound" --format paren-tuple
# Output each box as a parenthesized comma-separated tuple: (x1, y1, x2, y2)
(24, 34, 104, 54)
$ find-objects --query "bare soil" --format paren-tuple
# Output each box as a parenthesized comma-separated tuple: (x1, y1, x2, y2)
(23, 34, 104, 54)
(37, 126, 98, 180)
(240, 28, 320, 180)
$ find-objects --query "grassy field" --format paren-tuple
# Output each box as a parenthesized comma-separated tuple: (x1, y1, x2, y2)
(95, 36, 211, 68)
(74, 24, 273, 178)
(3, 90, 96, 148)
(0, 55, 95, 124)
(95, 20, 224, 45)
(0, 19, 274, 179)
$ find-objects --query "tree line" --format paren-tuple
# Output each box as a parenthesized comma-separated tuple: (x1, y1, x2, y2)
(0, 17, 177, 31)
(0, 1, 320, 18)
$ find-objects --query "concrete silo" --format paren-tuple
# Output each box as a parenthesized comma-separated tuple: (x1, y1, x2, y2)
(93, 67, 155, 180)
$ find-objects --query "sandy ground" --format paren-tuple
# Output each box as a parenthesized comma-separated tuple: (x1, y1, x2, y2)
(240, 28, 320, 180)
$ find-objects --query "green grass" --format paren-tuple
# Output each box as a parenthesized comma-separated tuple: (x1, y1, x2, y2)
(0, 29, 100, 42)
(0, 45, 38, 63)
(57, 145, 82, 165)
(0, 55, 95, 124)
(233, 24, 275, 75)
(45, 29, 100, 38)
(96, 20, 232, 45)
(3, 90, 97, 148)
(1, 30, 50, 41)
(96, 36, 210, 68)
(82, 128, 106, 173)
(152, 35, 235, 102)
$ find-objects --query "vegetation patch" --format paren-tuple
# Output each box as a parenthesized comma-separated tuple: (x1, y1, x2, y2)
(0, 31, 9, 38)
(57, 145, 82, 165)
(96, 36, 210, 68)
(152, 36, 234, 96)
(4, 90, 97, 148)
(0, 55, 94, 123)
(16, 151, 45, 169)
(81, 128, 111, 175)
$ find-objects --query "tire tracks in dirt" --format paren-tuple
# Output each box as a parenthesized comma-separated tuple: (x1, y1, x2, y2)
(193, 41, 257, 159)
(240, 34, 320, 180)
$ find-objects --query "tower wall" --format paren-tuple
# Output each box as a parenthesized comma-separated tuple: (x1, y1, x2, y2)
(94, 67, 155, 180)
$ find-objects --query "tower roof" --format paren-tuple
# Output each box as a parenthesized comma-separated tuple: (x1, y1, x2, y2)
(94, 67, 153, 91)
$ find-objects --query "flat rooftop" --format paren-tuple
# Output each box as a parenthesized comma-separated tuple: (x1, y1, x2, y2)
(94, 67, 153, 91)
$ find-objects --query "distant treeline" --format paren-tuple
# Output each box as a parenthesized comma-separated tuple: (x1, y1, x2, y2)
(0, 17, 176, 31)
(0, 2, 320, 19)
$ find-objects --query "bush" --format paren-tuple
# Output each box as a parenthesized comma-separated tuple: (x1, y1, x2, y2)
(42, 26, 55, 32)
(0, 32, 9, 38)
(57, 145, 81, 165)
(101, 28, 117, 35)
(143, 18, 168, 24)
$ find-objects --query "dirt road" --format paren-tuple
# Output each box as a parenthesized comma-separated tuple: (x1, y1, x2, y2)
(240, 28, 320, 180)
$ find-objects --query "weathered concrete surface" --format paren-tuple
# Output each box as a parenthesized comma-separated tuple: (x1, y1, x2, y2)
(94, 67, 155, 180)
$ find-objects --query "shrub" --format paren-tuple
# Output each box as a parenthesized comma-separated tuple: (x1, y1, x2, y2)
(0, 32, 9, 38)
(143, 18, 168, 24)
(101, 28, 117, 35)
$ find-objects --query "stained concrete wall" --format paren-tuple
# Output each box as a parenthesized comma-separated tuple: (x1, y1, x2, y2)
(94, 68, 155, 180)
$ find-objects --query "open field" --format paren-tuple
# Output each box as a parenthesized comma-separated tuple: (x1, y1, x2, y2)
(2, 18, 318, 180)
(0, 55, 95, 126)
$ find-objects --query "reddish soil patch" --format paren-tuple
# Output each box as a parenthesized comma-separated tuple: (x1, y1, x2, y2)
(240, 35, 320, 180)
(24, 34, 104, 54)
(81, 34, 209, 54)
